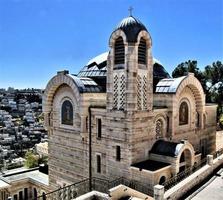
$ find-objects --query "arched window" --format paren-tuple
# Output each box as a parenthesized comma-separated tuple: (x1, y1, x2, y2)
(33, 188, 37, 200)
(196, 112, 200, 128)
(179, 102, 189, 125)
(138, 38, 147, 64)
(42, 192, 46, 200)
(156, 119, 163, 138)
(61, 100, 73, 125)
(114, 37, 125, 65)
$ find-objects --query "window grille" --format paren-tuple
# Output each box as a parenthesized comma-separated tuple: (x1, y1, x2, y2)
(156, 119, 163, 138)
(115, 37, 125, 64)
(113, 74, 119, 109)
(137, 75, 142, 110)
(113, 73, 126, 110)
(138, 38, 147, 64)
(142, 75, 147, 110)
(119, 74, 126, 110)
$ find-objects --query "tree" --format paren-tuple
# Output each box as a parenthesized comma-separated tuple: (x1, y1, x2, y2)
(204, 61, 223, 102)
(24, 151, 39, 168)
(38, 156, 48, 165)
(172, 60, 206, 91)
(172, 60, 223, 128)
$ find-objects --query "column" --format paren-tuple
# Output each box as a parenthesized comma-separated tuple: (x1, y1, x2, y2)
(154, 185, 164, 200)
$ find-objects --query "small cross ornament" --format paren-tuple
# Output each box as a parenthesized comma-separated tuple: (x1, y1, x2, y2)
(128, 6, 133, 16)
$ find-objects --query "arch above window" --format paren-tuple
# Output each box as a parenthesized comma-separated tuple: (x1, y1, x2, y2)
(138, 38, 147, 64)
(179, 101, 189, 125)
(61, 100, 73, 125)
(114, 37, 125, 65)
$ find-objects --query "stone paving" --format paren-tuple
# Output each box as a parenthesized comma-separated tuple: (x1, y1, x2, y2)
(189, 168, 223, 200)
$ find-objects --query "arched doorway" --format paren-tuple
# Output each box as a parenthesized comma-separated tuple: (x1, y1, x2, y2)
(159, 176, 166, 185)
(179, 149, 192, 172)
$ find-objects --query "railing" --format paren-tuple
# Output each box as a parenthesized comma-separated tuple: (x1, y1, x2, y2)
(36, 176, 154, 200)
(36, 150, 223, 199)
(36, 179, 89, 200)
(213, 148, 223, 159)
(163, 157, 207, 191)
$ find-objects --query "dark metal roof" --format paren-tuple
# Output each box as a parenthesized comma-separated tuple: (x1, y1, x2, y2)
(150, 140, 184, 157)
(77, 52, 170, 91)
(115, 16, 148, 43)
(131, 159, 170, 171)
(78, 52, 170, 92)
(153, 63, 171, 79)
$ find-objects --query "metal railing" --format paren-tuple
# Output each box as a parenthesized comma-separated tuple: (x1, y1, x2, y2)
(36, 150, 223, 199)
(35, 179, 89, 200)
(163, 157, 207, 191)
(213, 148, 223, 159)
(162, 149, 223, 191)
(36, 176, 154, 200)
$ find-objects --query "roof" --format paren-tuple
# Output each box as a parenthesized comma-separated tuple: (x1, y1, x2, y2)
(131, 159, 170, 171)
(0, 179, 10, 189)
(155, 76, 186, 93)
(150, 140, 184, 157)
(68, 75, 104, 93)
(87, 52, 108, 66)
(115, 16, 148, 43)
(1, 168, 48, 186)
(78, 52, 170, 92)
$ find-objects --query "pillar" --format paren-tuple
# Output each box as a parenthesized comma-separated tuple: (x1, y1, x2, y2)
(154, 185, 164, 200)
(207, 155, 213, 166)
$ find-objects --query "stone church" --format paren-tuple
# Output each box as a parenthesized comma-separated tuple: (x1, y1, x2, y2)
(43, 15, 217, 189)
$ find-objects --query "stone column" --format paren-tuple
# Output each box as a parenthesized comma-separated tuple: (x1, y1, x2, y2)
(207, 155, 213, 166)
(154, 185, 164, 200)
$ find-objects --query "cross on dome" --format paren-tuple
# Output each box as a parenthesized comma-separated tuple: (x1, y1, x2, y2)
(128, 6, 133, 16)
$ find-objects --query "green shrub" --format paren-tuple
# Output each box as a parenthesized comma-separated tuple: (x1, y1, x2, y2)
(24, 151, 39, 168)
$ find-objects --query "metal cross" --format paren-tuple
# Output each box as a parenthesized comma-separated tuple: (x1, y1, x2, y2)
(128, 6, 133, 16)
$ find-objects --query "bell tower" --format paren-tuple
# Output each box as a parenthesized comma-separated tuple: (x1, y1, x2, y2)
(105, 15, 154, 166)
(107, 15, 153, 113)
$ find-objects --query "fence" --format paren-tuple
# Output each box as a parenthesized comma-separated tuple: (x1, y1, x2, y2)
(163, 157, 208, 191)
(36, 150, 223, 199)
(213, 148, 223, 159)
(36, 179, 89, 200)
(36, 177, 154, 200)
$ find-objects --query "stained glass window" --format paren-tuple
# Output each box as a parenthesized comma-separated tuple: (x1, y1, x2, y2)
(179, 102, 189, 125)
(61, 100, 73, 125)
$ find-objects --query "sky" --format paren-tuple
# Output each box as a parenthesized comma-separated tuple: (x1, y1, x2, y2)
(0, 0, 222, 89)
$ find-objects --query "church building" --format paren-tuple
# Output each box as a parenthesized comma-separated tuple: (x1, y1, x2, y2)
(43, 14, 217, 190)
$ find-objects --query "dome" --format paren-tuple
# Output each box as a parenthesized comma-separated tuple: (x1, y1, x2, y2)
(115, 16, 148, 43)
(77, 52, 171, 92)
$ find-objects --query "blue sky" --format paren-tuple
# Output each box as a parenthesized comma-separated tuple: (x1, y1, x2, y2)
(0, 0, 222, 89)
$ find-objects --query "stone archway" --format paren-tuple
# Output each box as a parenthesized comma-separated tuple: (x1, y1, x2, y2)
(179, 148, 192, 172)
(159, 176, 166, 185)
